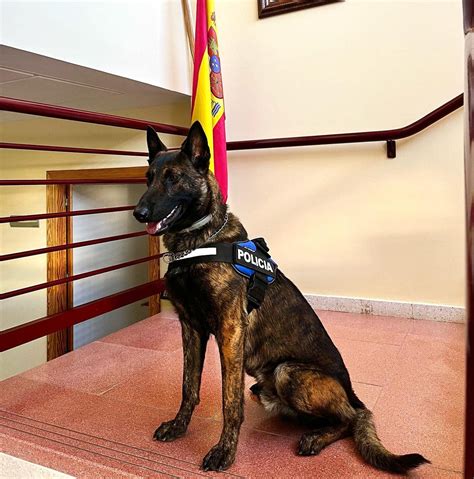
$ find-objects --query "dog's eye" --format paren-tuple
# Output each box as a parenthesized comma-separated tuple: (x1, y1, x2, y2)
(164, 171, 181, 184)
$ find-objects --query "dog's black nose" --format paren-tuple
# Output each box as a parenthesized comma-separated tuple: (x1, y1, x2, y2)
(133, 206, 150, 222)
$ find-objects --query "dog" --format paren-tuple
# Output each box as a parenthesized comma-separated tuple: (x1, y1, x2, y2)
(133, 121, 429, 474)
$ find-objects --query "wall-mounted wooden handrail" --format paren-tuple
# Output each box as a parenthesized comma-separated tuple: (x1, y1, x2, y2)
(0, 96, 188, 135)
(0, 205, 135, 224)
(0, 280, 165, 352)
(0, 94, 463, 158)
(226, 94, 463, 154)
(0, 142, 149, 157)
(0, 179, 146, 185)
(0, 230, 147, 262)
(0, 253, 163, 300)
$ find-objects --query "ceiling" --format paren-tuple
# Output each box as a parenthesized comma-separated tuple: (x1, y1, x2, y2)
(0, 46, 190, 123)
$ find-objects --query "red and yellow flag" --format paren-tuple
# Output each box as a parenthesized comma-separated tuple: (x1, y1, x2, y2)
(191, 0, 228, 202)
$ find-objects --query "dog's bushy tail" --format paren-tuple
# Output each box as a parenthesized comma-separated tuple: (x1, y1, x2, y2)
(352, 409, 429, 474)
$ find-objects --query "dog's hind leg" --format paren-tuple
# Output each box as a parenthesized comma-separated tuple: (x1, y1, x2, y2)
(274, 362, 355, 456)
(298, 424, 351, 456)
(154, 320, 208, 442)
(275, 362, 429, 472)
(249, 374, 297, 416)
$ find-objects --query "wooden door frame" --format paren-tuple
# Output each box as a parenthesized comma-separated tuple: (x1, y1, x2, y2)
(46, 166, 159, 360)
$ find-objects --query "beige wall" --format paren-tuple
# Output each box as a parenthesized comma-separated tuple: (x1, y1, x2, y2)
(0, 101, 190, 379)
(218, 0, 465, 306)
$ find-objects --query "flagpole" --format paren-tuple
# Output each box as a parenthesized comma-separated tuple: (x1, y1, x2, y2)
(181, 0, 195, 61)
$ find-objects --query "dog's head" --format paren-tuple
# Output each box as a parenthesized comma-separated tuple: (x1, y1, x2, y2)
(133, 121, 213, 235)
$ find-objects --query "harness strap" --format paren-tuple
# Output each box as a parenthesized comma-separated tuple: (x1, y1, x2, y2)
(247, 272, 269, 313)
(166, 243, 233, 269)
(166, 238, 277, 313)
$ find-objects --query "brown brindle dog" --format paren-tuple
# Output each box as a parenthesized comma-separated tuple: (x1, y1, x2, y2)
(133, 122, 429, 474)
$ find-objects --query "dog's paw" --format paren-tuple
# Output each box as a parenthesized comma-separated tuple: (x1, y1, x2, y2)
(153, 419, 187, 442)
(297, 432, 324, 456)
(202, 443, 235, 471)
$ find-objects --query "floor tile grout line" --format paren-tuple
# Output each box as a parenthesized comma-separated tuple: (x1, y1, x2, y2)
(0, 417, 206, 479)
(98, 342, 183, 354)
(330, 336, 406, 347)
(370, 326, 414, 411)
(21, 343, 183, 398)
(352, 381, 383, 388)
(21, 347, 184, 399)
(84, 339, 181, 356)
(12, 375, 139, 402)
(1, 423, 181, 479)
(428, 464, 464, 474)
(368, 386, 383, 411)
(192, 410, 308, 441)
(0, 410, 245, 479)
(247, 425, 302, 439)
(80, 392, 219, 421)
(371, 338, 405, 406)
(399, 330, 411, 353)
(96, 383, 122, 396)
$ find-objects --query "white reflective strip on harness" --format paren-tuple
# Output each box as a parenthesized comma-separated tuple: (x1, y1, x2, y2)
(177, 247, 217, 261)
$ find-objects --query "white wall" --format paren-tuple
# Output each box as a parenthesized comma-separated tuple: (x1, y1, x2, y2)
(218, 0, 466, 307)
(1, 0, 191, 95)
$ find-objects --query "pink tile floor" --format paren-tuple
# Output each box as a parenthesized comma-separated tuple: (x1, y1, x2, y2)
(0, 311, 466, 478)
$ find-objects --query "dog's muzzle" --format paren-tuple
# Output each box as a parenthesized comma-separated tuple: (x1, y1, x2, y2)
(136, 204, 183, 235)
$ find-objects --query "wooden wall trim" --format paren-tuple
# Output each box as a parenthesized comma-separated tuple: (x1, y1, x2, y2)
(46, 181, 71, 360)
(148, 236, 161, 316)
(47, 166, 146, 180)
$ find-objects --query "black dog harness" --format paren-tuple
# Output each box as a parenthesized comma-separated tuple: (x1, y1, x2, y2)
(166, 238, 278, 313)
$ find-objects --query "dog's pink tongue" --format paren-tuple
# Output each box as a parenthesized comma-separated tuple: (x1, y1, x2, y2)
(146, 222, 159, 235)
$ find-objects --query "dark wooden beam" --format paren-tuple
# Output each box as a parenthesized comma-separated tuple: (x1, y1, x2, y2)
(463, 1, 473, 478)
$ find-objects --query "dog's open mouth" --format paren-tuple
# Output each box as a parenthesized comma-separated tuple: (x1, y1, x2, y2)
(146, 205, 183, 235)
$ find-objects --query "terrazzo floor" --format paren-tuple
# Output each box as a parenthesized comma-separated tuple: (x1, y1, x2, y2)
(0, 311, 466, 478)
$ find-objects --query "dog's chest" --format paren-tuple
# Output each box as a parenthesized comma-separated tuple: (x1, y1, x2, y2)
(166, 263, 246, 333)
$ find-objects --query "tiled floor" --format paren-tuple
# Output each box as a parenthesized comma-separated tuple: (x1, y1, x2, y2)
(0, 311, 466, 478)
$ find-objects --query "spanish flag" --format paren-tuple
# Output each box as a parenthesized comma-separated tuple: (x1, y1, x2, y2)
(191, 0, 228, 202)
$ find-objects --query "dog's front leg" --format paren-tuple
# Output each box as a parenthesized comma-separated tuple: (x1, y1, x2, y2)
(154, 320, 208, 442)
(202, 317, 245, 471)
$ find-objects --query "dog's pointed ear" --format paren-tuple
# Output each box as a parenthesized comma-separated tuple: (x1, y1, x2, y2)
(147, 126, 167, 163)
(181, 121, 210, 174)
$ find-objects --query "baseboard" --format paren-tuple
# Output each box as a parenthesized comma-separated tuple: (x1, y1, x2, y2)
(304, 294, 465, 323)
